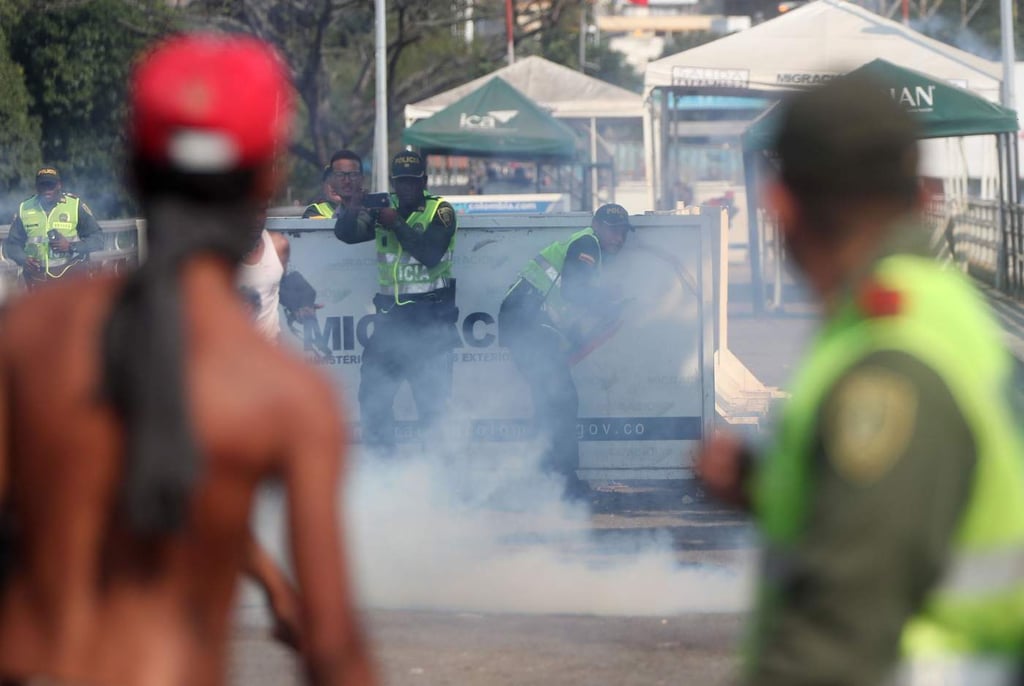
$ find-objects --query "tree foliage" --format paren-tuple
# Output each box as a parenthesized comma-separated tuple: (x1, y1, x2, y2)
(0, 23, 42, 221)
(853, 0, 1022, 61)
(8, 0, 180, 218)
(505, 0, 641, 91)
(186, 0, 506, 198)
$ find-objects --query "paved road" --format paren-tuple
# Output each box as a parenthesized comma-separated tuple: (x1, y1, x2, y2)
(231, 610, 743, 686)
(231, 487, 751, 686)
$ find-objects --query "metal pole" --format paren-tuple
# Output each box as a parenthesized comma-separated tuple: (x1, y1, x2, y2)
(743, 150, 765, 314)
(999, 0, 1016, 113)
(505, 0, 515, 65)
(590, 117, 598, 210)
(579, 2, 586, 72)
(999, 0, 1016, 291)
(374, 0, 389, 193)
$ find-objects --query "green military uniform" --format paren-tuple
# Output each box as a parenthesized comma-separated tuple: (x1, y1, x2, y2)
(748, 242, 1024, 685)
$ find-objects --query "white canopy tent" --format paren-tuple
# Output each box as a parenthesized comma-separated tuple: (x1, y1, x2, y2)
(644, 0, 1001, 99)
(644, 0, 1004, 207)
(643, 0, 1009, 310)
(406, 55, 643, 123)
(405, 56, 645, 212)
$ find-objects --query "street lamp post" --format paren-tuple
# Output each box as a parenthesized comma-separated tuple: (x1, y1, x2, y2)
(374, 0, 389, 192)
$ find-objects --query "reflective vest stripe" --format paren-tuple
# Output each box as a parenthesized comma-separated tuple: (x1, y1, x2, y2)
(19, 195, 81, 265)
(395, 280, 447, 295)
(752, 253, 1024, 666)
(374, 192, 455, 302)
(935, 546, 1024, 595)
(887, 657, 1022, 685)
(763, 544, 1024, 596)
(532, 254, 561, 285)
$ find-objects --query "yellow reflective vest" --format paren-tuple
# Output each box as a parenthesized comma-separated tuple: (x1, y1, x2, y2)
(18, 194, 81, 269)
(753, 253, 1024, 684)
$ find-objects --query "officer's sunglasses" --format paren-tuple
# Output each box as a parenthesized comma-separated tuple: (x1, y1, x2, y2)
(331, 171, 362, 180)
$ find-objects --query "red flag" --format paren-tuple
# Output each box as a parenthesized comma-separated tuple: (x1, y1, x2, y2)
(628, 0, 649, 4)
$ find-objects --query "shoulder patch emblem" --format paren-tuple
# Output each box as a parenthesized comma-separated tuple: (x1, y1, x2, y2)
(437, 205, 455, 227)
(823, 367, 918, 484)
(578, 253, 596, 265)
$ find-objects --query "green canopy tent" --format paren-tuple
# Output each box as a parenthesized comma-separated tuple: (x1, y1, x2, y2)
(743, 59, 1018, 149)
(402, 76, 578, 160)
(738, 59, 1020, 308)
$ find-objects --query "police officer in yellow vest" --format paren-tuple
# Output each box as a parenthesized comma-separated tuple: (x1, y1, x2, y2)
(499, 204, 633, 500)
(696, 74, 1024, 685)
(303, 149, 363, 219)
(5, 167, 103, 290)
(334, 150, 459, 452)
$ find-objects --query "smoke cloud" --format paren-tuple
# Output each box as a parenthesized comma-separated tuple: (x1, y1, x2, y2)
(345, 443, 753, 616)
(241, 425, 753, 625)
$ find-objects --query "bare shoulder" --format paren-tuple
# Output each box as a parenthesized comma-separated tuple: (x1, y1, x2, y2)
(1, 276, 119, 346)
(269, 231, 290, 262)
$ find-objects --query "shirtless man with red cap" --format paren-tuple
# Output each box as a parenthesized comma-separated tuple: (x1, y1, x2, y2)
(0, 34, 374, 686)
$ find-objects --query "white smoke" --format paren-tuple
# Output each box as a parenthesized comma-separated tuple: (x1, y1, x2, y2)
(240, 425, 754, 626)
(345, 443, 753, 616)
(238, 219, 755, 625)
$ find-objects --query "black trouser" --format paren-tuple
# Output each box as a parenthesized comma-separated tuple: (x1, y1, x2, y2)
(499, 283, 583, 491)
(358, 290, 458, 453)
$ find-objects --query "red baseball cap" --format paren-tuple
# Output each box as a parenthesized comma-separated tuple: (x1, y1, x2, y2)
(130, 33, 294, 173)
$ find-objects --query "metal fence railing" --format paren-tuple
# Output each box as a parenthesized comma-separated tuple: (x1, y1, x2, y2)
(0, 220, 142, 303)
(924, 199, 1024, 299)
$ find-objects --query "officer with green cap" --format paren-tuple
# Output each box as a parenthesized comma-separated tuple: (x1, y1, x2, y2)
(499, 203, 634, 501)
(334, 149, 459, 452)
(697, 73, 1024, 685)
(5, 167, 103, 289)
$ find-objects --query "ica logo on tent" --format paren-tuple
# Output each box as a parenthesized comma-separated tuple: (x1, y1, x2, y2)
(459, 110, 519, 129)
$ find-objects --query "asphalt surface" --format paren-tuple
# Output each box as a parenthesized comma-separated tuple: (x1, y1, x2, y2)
(230, 486, 752, 686)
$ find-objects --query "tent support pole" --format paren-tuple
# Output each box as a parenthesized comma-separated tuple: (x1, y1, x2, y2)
(666, 91, 678, 211)
(998, 132, 1009, 292)
(590, 117, 599, 211)
(743, 149, 765, 314)
(656, 92, 668, 210)
(1008, 131, 1022, 295)
(643, 94, 657, 211)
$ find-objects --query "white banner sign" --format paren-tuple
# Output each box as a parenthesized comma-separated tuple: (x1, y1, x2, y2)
(266, 213, 716, 480)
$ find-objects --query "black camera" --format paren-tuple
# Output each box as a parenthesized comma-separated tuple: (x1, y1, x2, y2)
(362, 192, 391, 209)
(47, 230, 60, 241)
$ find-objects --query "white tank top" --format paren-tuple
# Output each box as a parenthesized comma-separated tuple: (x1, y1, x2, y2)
(237, 230, 284, 340)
